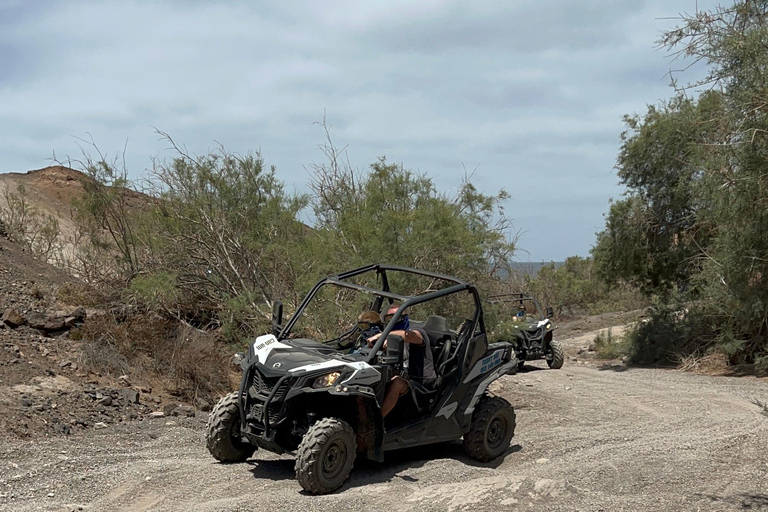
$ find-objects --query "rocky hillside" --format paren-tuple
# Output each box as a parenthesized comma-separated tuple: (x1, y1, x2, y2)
(0, 235, 200, 439)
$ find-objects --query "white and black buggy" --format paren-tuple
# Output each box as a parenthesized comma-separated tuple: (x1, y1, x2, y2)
(206, 265, 519, 494)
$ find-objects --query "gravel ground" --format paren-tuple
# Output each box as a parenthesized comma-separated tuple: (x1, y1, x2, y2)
(1, 328, 767, 512)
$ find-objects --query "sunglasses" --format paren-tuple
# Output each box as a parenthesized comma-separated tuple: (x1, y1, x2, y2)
(383, 312, 407, 322)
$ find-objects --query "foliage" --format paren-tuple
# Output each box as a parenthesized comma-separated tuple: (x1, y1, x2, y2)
(593, 328, 630, 360)
(78, 312, 230, 400)
(525, 256, 646, 317)
(306, 125, 514, 294)
(68, 146, 142, 281)
(140, 133, 309, 342)
(0, 183, 63, 262)
(593, 1, 768, 366)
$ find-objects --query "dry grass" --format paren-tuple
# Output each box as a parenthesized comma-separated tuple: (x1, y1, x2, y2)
(77, 312, 231, 400)
(751, 397, 768, 418)
(676, 351, 730, 374)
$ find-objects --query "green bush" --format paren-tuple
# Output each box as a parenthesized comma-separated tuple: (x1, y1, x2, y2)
(593, 329, 629, 360)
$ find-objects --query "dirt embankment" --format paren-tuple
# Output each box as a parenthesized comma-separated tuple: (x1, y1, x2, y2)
(1, 323, 766, 512)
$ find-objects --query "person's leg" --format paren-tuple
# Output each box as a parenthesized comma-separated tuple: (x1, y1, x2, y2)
(381, 376, 409, 418)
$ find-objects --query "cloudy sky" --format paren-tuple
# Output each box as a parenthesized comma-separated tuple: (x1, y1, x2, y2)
(0, 0, 720, 261)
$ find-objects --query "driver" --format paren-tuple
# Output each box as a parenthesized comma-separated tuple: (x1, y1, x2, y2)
(367, 304, 435, 418)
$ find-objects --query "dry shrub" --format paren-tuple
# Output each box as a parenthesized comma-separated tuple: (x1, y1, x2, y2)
(676, 351, 730, 374)
(78, 312, 230, 401)
(56, 282, 117, 308)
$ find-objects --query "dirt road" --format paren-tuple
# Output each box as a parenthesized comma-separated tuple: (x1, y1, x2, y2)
(2, 327, 767, 512)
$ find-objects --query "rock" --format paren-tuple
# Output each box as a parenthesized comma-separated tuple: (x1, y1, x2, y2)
(163, 403, 180, 416)
(66, 307, 87, 322)
(97, 396, 112, 406)
(149, 411, 165, 418)
(118, 375, 131, 386)
(59, 361, 72, 368)
(26, 312, 66, 332)
(588, 343, 596, 352)
(21, 398, 33, 407)
(195, 397, 212, 412)
(536, 458, 550, 464)
(119, 388, 140, 404)
(55, 424, 71, 435)
(176, 405, 195, 417)
(94, 422, 108, 429)
(63, 316, 78, 328)
(2, 309, 25, 328)
(533, 478, 565, 498)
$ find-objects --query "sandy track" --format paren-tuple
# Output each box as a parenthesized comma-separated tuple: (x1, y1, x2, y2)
(2, 327, 767, 512)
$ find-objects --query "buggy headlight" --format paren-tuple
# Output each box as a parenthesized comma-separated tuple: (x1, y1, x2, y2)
(546, 323, 552, 330)
(312, 371, 342, 389)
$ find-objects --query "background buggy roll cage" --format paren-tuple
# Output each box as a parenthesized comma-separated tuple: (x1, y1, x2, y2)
(277, 264, 483, 364)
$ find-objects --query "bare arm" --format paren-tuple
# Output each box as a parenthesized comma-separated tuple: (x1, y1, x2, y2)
(367, 329, 424, 348)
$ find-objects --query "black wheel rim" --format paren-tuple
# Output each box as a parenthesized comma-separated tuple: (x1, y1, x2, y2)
(321, 440, 348, 480)
(229, 414, 244, 446)
(486, 416, 507, 450)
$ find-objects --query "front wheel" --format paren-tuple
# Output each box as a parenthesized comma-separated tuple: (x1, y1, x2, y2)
(206, 392, 256, 462)
(295, 417, 356, 494)
(463, 396, 516, 462)
(547, 339, 564, 369)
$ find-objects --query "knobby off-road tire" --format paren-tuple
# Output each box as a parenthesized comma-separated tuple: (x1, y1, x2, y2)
(206, 392, 256, 463)
(547, 339, 564, 369)
(463, 396, 516, 462)
(295, 417, 356, 495)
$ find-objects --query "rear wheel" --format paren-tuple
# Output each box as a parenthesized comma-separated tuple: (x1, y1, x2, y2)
(463, 396, 516, 462)
(547, 339, 564, 369)
(295, 417, 356, 494)
(206, 392, 256, 462)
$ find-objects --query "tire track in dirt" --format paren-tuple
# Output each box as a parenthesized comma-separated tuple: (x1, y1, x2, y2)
(2, 325, 767, 512)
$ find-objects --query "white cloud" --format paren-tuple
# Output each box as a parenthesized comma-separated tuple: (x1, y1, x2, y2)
(0, 0, 723, 260)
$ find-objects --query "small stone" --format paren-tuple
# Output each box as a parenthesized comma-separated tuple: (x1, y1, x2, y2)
(21, 398, 33, 407)
(118, 375, 131, 386)
(176, 405, 195, 417)
(97, 396, 112, 406)
(164, 421, 177, 426)
(145, 476, 151, 482)
(94, 422, 108, 429)
(536, 458, 550, 464)
(163, 403, 179, 416)
(119, 389, 140, 404)
(47, 492, 54, 497)
(149, 411, 165, 418)
(195, 397, 212, 412)
(2, 309, 25, 328)
(59, 361, 72, 368)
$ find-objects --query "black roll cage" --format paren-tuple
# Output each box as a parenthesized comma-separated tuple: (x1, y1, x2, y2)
(278, 264, 483, 364)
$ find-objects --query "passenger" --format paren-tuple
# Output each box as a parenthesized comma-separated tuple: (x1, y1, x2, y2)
(368, 304, 435, 418)
(357, 310, 383, 342)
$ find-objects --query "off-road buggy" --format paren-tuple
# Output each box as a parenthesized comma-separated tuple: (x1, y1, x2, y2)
(206, 264, 519, 494)
(489, 293, 562, 370)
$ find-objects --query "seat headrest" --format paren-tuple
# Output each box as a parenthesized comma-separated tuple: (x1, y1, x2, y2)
(423, 315, 449, 334)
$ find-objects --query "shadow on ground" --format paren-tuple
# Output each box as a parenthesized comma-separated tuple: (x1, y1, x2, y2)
(695, 492, 768, 510)
(246, 441, 523, 494)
